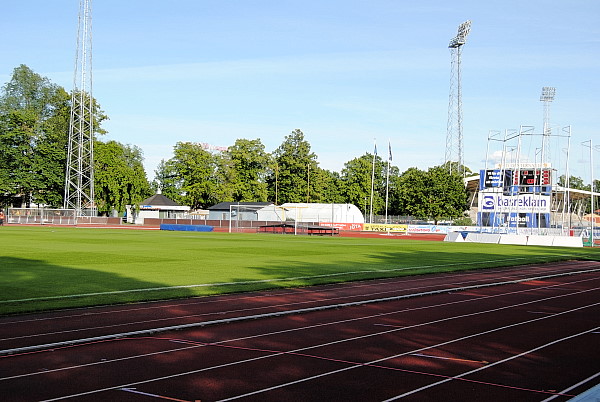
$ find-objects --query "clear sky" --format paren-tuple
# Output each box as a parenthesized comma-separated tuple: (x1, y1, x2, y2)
(1, 0, 598, 182)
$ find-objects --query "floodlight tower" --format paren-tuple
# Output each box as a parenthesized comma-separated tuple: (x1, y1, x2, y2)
(64, 0, 95, 216)
(445, 20, 472, 175)
(540, 86, 556, 166)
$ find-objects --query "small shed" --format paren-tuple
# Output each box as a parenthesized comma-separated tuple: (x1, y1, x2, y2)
(126, 193, 190, 224)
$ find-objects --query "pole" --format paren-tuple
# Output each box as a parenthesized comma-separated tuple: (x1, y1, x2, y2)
(591, 139, 595, 247)
(385, 140, 390, 224)
(370, 140, 376, 224)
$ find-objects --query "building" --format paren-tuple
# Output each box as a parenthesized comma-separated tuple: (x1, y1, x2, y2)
(126, 193, 190, 224)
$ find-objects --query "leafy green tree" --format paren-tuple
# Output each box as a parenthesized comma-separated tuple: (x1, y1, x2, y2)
(557, 174, 589, 190)
(0, 65, 107, 208)
(396, 165, 467, 223)
(310, 168, 343, 203)
(223, 138, 270, 202)
(426, 165, 468, 223)
(0, 65, 72, 207)
(163, 142, 217, 209)
(396, 167, 430, 219)
(268, 129, 318, 203)
(94, 140, 151, 214)
(340, 153, 386, 216)
(153, 159, 182, 202)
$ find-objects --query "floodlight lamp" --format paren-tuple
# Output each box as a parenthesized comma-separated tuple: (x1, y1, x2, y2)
(449, 20, 472, 48)
(540, 86, 556, 102)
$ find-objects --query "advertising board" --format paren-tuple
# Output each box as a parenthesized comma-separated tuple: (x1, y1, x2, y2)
(407, 225, 450, 234)
(319, 222, 364, 231)
(478, 193, 551, 213)
(363, 223, 407, 233)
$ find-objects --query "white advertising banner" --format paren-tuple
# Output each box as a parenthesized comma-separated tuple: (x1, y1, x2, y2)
(479, 193, 551, 213)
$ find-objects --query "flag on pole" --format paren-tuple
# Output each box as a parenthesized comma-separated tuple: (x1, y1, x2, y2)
(374, 142, 378, 156)
(388, 141, 392, 161)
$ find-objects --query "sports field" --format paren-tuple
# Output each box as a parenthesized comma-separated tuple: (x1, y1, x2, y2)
(0, 226, 598, 315)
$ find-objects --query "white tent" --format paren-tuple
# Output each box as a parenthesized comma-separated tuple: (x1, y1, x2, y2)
(279, 203, 364, 224)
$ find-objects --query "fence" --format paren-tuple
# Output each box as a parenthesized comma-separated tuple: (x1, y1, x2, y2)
(7, 208, 120, 225)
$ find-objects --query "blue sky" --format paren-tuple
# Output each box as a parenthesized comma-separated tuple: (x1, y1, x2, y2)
(1, 1, 599, 181)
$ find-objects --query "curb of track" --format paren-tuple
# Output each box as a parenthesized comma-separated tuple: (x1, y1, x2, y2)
(1, 267, 599, 357)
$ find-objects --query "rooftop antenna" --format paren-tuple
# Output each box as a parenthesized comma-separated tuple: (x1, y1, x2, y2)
(64, 0, 96, 217)
(445, 20, 472, 176)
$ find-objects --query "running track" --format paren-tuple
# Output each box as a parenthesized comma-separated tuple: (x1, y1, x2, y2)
(1, 260, 599, 401)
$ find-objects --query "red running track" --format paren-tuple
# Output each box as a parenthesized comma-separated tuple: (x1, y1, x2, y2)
(0, 261, 599, 401)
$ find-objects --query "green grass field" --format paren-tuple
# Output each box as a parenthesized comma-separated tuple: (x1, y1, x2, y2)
(0, 226, 598, 315)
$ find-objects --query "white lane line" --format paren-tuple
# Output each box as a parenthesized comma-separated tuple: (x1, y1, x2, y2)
(409, 353, 488, 365)
(4, 268, 599, 356)
(383, 325, 600, 401)
(119, 387, 191, 402)
(541, 371, 600, 402)
(1, 260, 594, 327)
(218, 313, 600, 401)
(3, 276, 598, 382)
(3, 255, 590, 304)
(36, 289, 600, 401)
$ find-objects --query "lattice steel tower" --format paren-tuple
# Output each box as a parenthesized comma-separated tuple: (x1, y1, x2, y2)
(445, 20, 471, 175)
(64, 0, 95, 216)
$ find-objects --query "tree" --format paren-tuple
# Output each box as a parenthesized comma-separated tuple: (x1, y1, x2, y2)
(162, 142, 217, 209)
(396, 165, 468, 223)
(0, 65, 72, 207)
(0, 64, 107, 208)
(94, 140, 151, 214)
(396, 167, 430, 219)
(268, 129, 318, 203)
(153, 159, 181, 202)
(425, 165, 468, 223)
(222, 138, 270, 202)
(557, 174, 589, 190)
(310, 168, 344, 203)
(340, 153, 386, 216)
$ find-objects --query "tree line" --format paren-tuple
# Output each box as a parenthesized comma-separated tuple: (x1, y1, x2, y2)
(155, 132, 471, 223)
(10, 64, 597, 223)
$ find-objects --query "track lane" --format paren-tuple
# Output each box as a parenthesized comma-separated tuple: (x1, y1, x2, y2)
(1, 260, 598, 353)
(0, 267, 598, 401)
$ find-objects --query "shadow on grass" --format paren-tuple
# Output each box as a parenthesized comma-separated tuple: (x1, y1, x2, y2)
(199, 242, 593, 295)
(0, 256, 195, 315)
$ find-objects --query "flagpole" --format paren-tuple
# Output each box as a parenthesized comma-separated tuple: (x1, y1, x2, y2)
(370, 139, 376, 224)
(385, 140, 391, 224)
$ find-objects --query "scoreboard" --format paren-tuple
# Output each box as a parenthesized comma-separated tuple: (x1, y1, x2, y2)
(511, 169, 551, 187)
(480, 169, 552, 194)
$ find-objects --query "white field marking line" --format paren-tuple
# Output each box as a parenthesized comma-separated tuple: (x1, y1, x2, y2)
(32, 287, 600, 401)
(3, 260, 590, 330)
(2, 261, 581, 327)
(2, 269, 599, 356)
(541, 371, 600, 402)
(216, 307, 600, 401)
(5, 275, 597, 383)
(0, 254, 585, 304)
(7, 265, 588, 341)
(382, 325, 600, 401)
(15, 258, 598, 326)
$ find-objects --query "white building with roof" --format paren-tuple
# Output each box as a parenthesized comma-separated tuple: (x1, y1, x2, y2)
(126, 193, 190, 224)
